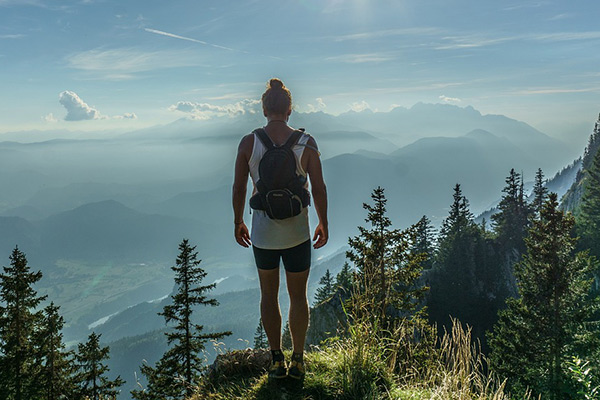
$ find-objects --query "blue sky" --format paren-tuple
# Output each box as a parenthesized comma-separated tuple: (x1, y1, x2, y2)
(1, 0, 599, 142)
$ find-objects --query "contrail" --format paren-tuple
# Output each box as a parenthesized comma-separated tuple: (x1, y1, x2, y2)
(145, 28, 247, 53)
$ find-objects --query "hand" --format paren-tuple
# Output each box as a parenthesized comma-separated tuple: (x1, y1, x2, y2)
(234, 222, 251, 248)
(312, 223, 328, 249)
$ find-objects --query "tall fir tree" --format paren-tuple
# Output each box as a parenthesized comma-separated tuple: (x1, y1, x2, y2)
(428, 184, 506, 346)
(75, 332, 124, 400)
(131, 239, 231, 400)
(532, 168, 549, 218)
(492, 168, 531, 256)
(346, 186, 429, 330)
(335, 262, 354, 294)
(33, 302, 76, 400)
(253, 320, 268, 349)
(0, 247, 47, 400)
(314, 269, 335, 305)
(488, 193, 600, 400)
(410, 215, 436, 270)
(281, 321, 292, 351)
(577, 144, 600, 262)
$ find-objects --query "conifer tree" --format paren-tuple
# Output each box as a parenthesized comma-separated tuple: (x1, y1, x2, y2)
(411, 215, 436, 270)
(75, 332, 123, 400)
(489, 193, 599, 400)
(335, 262, 354, 294)
(346, 186, 429, 330)
(577, 146, 600, 261)
(33, 302, 76, 400)
(281, 321, 292, 351)
(314, 269, 335, 305)
(0, 246, 47, 400)
(131, 239, 231, 400)
(532, 168, 549, 218)
(428, 184, 506, 344)
(492, 168, 531, 256)
(253, 320, 268, 349)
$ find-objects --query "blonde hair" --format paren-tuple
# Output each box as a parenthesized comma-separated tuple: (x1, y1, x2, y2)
(261, 78, 292, 115)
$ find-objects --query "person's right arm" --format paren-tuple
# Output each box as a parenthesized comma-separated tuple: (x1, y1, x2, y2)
(305, 136, 328, 249)
(232, 134, 252, 248)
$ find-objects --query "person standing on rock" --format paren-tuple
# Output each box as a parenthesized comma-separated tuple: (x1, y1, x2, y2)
(232, 78, 328, 381)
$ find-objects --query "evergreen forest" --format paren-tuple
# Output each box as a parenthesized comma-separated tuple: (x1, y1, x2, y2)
(2, 117, 600, 400)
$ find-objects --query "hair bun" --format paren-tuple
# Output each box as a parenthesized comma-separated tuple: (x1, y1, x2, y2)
(268, 78, 284, 90)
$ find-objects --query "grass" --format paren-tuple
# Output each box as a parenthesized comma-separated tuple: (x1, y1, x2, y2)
(193, 318, 521, 400)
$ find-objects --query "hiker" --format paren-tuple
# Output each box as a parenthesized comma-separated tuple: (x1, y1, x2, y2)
(232, 78, 328, 381)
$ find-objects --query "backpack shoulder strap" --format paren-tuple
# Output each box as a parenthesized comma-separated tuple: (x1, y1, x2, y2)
(253, 128, 274, 149)
(283, 130, 303, 149)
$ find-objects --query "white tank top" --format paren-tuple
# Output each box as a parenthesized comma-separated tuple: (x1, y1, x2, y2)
(249, 129, 311, 250)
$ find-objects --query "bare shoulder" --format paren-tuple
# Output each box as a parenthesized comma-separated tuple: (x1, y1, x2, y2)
(238, 133, 254, 155)
(305, 134, 318, 150)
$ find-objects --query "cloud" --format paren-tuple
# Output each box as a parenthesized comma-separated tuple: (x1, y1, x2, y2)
(512, 87, 600, 95)
(326, 52, 395, 63)
(331, 27, 441, 42)
(59, 91, 104, 121)
(169, 99, 261, 119)
(66, 48, 205, 80)
(114, 112, 137, 120)
(144, 28, 243, 53)
(306, 97, 327, 112)
(42, 113, 57, 123)
(0, 34, 25, 39)
(349, 101, 370, 112)
(439, 95, 461, 103)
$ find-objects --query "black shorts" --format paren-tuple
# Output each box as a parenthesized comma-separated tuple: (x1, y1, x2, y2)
(252, 240, 311, 273)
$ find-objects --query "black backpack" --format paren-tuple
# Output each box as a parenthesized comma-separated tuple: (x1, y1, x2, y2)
(249, 128, 311, 219)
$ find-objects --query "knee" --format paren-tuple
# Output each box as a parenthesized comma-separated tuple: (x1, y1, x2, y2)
(261, 292, 279, 305)
(288, 293, 308, 307)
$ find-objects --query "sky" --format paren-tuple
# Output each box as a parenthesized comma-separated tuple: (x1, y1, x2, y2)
(1, 0, 599, 143)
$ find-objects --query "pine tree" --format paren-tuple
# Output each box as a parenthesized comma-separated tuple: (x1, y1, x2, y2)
(488, 193, 600, 400)
(428, 184, 506, 345)
(281, 321, 292, 351)
(335, 262, 354, 294)
(33, 302, 77, 400)
(253, 320, 268, 349)
(411, 215, 436, 270)
(0, 246, 47, 400)
(577, 145, 600, 261)
(131, 239, 231, 400)
(75, 332, 124, 400)
(439, 184, 474, 237)
(532, 168, 549, 218)
(492, 168, 531, 256)
(314, 269, 335, 305)
(346, 186, 429, 330)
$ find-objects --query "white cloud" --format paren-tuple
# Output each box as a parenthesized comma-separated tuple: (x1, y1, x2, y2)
(169, 99, 261, 119)
(59, 91, 104, 121)
(326, 52, 395, 63)
(42, 113, 57, 123)
(439, 95, 461, 103)
(144, 28, 242, 53)
(0, 34, 25, 39)
(349, 101, 370, 112)
(66, 48, 205, 80)
(114, 112, 137, 120)
(306, 97, 327, 112)
(331, 27, 441, 42)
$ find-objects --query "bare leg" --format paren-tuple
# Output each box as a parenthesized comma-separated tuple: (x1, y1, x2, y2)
(257, 268, 282, 350)
(285, 269, 310, 353)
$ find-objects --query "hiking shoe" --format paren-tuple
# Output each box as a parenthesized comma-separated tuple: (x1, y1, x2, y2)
(268, 360, 287, 380)
(287, 360, 305, 380)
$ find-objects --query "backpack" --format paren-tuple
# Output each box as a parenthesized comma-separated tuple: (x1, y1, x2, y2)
(249, 128, 311, 219)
